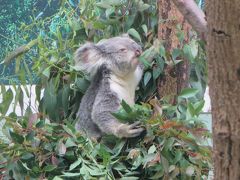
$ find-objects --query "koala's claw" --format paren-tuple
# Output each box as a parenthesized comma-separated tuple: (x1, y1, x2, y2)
(116, 121, 144, 138)
(129, 121, 142, 128)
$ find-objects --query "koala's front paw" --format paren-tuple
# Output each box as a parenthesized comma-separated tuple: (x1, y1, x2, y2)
(116, 121, 144, 138)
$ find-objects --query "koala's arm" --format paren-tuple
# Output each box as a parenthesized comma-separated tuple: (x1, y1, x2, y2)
(91, 87, 144, 138)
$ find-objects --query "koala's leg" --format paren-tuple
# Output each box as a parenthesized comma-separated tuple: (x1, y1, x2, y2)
(75, 118, 102, 140)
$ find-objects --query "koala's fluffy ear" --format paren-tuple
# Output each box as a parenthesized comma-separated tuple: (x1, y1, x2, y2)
(74, 43, 102, 74)
(74, 43, 97, 64)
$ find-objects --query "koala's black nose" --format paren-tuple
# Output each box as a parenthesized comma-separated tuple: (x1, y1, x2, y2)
(135, 49, 142, 57)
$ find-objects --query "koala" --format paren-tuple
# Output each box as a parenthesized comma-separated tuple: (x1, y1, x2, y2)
(74, 35, 144, 140)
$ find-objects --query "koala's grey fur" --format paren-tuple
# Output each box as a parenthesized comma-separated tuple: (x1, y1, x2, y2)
(74, 35, 144, 140)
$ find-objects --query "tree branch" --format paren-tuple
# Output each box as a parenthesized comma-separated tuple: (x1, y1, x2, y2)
(172, 0, 207, 40)
(4, 39, 38, 64)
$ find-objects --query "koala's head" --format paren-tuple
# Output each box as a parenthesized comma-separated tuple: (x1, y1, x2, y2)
(74, 35, 142, 76)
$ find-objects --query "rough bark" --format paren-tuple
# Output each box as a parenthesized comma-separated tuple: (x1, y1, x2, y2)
(206, 1, 240, 179)
(157, 0, 190, 102)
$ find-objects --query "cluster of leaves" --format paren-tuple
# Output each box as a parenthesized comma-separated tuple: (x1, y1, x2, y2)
(0, 0, 211, 179)
(112, 100, 153, 124)
(0, 90, 212, 179)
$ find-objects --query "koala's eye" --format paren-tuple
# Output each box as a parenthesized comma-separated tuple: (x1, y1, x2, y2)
(119, 48, 127, 52)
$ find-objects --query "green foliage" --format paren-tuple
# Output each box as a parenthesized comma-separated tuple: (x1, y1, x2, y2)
(112, 100, 152, 123)
(0, 94, 212, 179)
(0, 0, 211, 179)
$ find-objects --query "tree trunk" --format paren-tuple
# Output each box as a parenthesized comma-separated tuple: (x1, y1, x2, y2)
(157, 0, 191, 102)
(206, 1, 240, 179)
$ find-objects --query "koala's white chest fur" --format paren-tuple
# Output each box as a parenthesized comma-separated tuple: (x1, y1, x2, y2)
(109, 66, 143, 106)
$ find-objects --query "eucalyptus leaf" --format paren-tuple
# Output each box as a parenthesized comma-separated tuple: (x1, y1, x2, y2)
(141, 24, 148, 35)
(183, 44, 194, 63)
(121, 100, 132, 113)
(144, 71, 152, 86)
(53, 177, 64, 180)
(179, 88, 199, 99)
(148, 145, 156, 154)
(21, 153, 34, 160)
(43, 165, 57, 172)
(159, 46, 166, 59)
(138, 3, 150, 11)
(187, 102, 195, 118)
(0, 88, 13, 115)
(172, 48, 182, 60)
(9, 131, 24, 144)
(61, 172, 81, 177)
(120, 177, 139, 180)
(43, 80, 57, 119)
(69, 158, 82, 171)
(153, 66, 162, 80)
(194, 100, 205, 115)
(127, 28, 141, 42)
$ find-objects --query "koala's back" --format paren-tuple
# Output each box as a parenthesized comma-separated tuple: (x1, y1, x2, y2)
(75, 65, 120, 139)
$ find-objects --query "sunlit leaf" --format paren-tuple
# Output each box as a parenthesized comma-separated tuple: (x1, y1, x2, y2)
(120, 177, 139, 180)
(194, 100, 205, 115)
(139, 56, 151, 68)
(179, 88, 199, 99)
(127, 28, 141, 42)
(65, 138, 77, 148)
(187, 102, 195, 118)
(61, 172, 81, 177)
(144, 71, 152, 86)
(53, 176, 64, 180)
(159, 45, 166, 59)
(138, 3, 150, 11)
(69, 158, 82, 171)
(141, 24, 148, 36)
(148, 145, 156, 154)
(183, 44, 194, 63)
